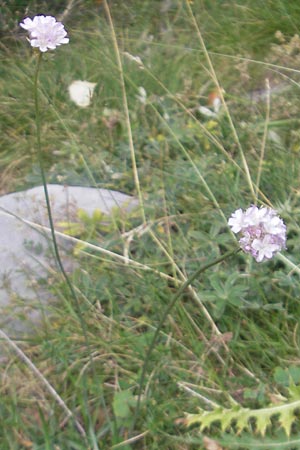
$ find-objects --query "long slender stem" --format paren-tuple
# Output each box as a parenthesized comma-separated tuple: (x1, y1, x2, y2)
(34, 53, 79, 308)
(33, 52, 96, 446)
(132, 247, 240, 428)
(34, 54, 89, 347)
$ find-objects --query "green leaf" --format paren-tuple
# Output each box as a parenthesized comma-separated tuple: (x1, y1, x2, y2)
(185, 390, 300, 437)
(113, 390, 136, 420)
(274, 366, 300, 387)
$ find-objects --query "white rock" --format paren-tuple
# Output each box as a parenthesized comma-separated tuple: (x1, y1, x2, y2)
(0, 185, 137, 336)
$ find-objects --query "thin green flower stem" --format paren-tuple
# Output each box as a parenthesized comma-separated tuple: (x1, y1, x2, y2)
(132, 247, 241, 429)
(33, 53, 88, 341)
(147, 228, 225, 342)
(33, 52, 98, 448)
(34, 55, 76, 306)
(184, 0, 256, 203)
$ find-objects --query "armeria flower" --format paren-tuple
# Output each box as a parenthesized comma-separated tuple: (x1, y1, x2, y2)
(228, 205, 286, 262)
(20, 15, 69, 52)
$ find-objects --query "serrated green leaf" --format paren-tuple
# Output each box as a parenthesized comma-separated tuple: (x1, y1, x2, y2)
(185, 395, 300, 437)
(236, 409, 252, 434)
(221, 408, 241, 432)
(279, 406, 296, 437)
(255, 413, 272, 436)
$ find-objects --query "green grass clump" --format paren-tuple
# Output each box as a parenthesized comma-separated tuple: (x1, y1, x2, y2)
(2, 0, 300, 448)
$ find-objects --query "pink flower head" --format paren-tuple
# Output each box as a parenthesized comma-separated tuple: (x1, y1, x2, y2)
(228, 205, 286, 262)
(20, 15, 69, 52)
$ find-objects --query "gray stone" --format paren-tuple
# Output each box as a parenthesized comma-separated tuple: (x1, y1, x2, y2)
(0, 185, 137, 336)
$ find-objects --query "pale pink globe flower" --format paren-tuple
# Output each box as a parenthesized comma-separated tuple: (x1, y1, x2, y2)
(228, 205, 286, 262)
(20, 15, 69, 52)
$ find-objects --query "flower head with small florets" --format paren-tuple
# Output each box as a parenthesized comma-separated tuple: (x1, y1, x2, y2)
(20, 15, 69, 52)
(228, 205, 286, 262)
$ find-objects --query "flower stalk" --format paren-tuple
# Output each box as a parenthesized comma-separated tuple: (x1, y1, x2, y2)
(22, 16, 100, 445)
(30, 24, 90, 352)
(132, 246, 241, 429)
(33, 53, 79, 312)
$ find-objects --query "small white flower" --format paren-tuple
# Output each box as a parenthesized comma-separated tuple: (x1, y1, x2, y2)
(20, 15, 69, 52)
(68, 80, 97, 108)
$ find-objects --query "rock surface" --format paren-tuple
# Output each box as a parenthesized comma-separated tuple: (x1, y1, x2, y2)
(0, 185, 137, 336)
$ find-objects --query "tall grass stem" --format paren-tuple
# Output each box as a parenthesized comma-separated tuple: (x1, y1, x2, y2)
(255, 79, 271, 202)
(102, 0, 146, 224)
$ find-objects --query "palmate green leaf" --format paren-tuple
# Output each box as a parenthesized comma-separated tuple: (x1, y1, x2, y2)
(185, 395, 300, 436)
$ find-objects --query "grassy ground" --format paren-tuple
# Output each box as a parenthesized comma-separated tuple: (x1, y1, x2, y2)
(2, 0, 300, 448)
